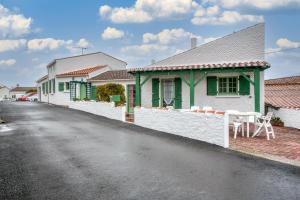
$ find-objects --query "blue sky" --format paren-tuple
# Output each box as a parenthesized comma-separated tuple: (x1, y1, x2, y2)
(0, 0, 300, 87)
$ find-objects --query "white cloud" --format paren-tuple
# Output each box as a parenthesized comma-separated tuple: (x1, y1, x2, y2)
(76, 38, 90, 48)
(143, 28, 198, 44)
(0, 39, 26, 52)
(121, 44, 169, 55)
(276, 38, 300, 49)
(214, 0, 300, 10)
(102, 27, 125, 40)
(0, 4, 32, 37)
(27, 38, 73, 51)
(99, 5, 112, 18)
(99, 0, 194, 23)
(192, 10, 263, 25)
(0, 59, 16, 66)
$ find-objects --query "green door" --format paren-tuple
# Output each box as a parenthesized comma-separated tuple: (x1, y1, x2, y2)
(152, 78, 160, 107)
(174, 78, 182, 109)
(80, 83, 86, 100)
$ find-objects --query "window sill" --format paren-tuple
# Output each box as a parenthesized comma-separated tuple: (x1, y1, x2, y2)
(216, 95, 240, 98)
(64, 91, 70, 93)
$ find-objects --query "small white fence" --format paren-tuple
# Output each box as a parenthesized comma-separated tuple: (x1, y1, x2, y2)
(69, 101, 126, 122)
(134, 107, 229, 148)
(68, 102, 230, 148)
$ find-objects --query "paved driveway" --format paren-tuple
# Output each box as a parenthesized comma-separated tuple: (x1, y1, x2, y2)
(0, 102, 299, 200)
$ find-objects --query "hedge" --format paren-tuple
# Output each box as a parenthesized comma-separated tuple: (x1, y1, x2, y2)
(96, 83, 125, 106)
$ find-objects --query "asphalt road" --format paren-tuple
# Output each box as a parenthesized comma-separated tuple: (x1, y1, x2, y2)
(0, 102, 299, 200)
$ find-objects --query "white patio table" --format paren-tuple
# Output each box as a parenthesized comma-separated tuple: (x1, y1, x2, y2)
(228, 111, 261, 137)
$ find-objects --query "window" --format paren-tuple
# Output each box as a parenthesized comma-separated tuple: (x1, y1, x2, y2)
(162, 79, 174, 107)
(65, 82, 70, 90)
(218, 77, 238, 95)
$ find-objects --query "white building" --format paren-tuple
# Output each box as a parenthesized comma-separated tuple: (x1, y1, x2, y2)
(0, 84, 9, 100)
(128, 23, 268, 113)
(36, 52, 128, 106)
(265, 76, 300, 129)
(9, 86, 36, 99)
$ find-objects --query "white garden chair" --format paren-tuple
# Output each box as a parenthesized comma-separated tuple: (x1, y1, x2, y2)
(252, 112, 275, 140)
(233, 117, 245, 139)
(191, 106, 200, 111)
(226, 110, 245, 139)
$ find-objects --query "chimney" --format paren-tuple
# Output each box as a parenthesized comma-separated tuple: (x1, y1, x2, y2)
(191, 37, 197, 49)
(151, 59, 156, 65)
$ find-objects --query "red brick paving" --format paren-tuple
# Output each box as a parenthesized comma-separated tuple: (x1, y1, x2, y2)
(230, 124, 300, 161)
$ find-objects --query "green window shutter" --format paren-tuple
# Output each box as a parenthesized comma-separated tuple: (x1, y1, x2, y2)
(174, 78, 182, 109)
(42, 83, 45, 94)
(239, 75, 250, 95)
(49, 80, 52, 93)
(91, 86, 97, 100)
(152, 78, 160, 107)
(207, 76, 217, 96)
(58, 82, 64, 91)
(46, 82, 48, 94)
(53, 79, 55, 93)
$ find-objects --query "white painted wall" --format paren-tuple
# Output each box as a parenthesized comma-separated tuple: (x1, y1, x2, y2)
(49, 52, 127, 77)
(134, 108, 228, 147)
(51, 76, 87, 106)
(9, 91, 26, 99)
(38, 52, 127, 106)
(140, 71, 264, 113)
(0, 87, 9, 100)
(267, 107, 300, 129)
(37, 79, 48, 103)
(69, 101, 126, 122)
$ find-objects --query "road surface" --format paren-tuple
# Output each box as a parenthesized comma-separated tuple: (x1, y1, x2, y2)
(0, 102, 299, 200)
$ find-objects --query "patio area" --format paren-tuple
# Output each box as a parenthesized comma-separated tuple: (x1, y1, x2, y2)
(229, 124, 300, 163)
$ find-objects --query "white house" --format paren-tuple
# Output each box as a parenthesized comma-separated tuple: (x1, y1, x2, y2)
(9, 86, 36, 99)
(128, 23, 268, 113)
(0, 84, 9, 100)
(265, 76, 300, 129)
(36, 52, 127, 106)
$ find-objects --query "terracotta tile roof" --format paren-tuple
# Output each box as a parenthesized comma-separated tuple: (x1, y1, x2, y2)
(128, 61, 270, 72)
(265, 76, 300, 109)
(89, 70, 134, 81)
(10, 87, 36, 92)
(265, 75, 300, 85)
(56, 65, 106, 78)
(36, 75, 48, 83)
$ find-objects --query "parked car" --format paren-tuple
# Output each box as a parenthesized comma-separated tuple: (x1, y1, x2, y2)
(17, 95, 29, 101)
(28, 95, 38, 102)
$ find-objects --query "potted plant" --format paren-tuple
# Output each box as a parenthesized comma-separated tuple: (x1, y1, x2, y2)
(271, 117, 284, 127)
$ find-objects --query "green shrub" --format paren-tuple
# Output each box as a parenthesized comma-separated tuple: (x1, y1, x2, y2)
(96, 83, 125, 106)
(271, 117, 284, 126)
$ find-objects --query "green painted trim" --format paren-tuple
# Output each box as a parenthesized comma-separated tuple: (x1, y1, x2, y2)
(240, 71, 255, 85)
(189, 70, 195, 107)
(133, 67, 261, 76)
(194, 72, 207, 87)
(160, 80, 164, 107)
(254, 69, 260, 112)
(135, 73, 141, 106)
(141, 75, 152, 86)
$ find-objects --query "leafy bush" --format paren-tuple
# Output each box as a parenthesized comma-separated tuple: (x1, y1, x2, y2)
(271, 117, 284, 126)
(96, 83, 125, 106)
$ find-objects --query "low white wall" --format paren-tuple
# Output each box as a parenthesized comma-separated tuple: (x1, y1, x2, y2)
(269, 107, 300, 129)
(134, 108, 229, 148)
(69, 101, 126, 122)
